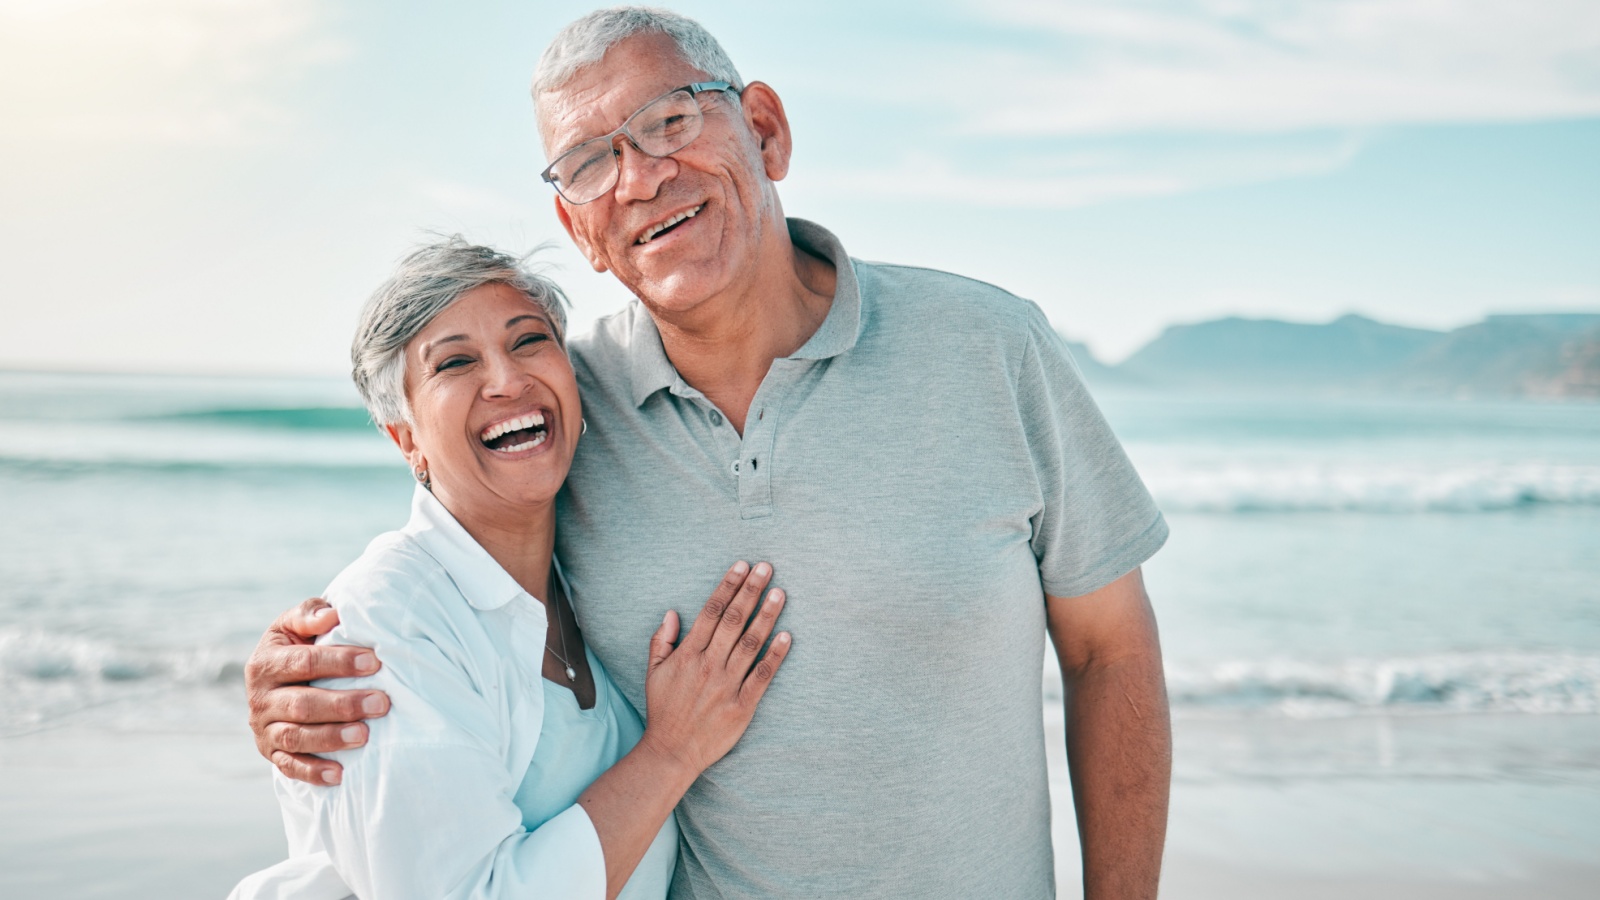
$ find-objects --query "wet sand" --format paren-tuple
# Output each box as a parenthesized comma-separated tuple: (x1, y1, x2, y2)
(1, 713, 1597, 898)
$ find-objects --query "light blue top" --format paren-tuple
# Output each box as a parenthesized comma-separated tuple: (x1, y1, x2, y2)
(519, 645, 677, 900)
(230, 485, 677, 900)
(558, 219, 1168, 898)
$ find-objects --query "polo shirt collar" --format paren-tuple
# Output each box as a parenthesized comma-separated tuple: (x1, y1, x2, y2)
(785, 218, 863, 361)
(628, 301, 679, 408)
(627, 217, 863, 407)
(401, 484, 535, 612)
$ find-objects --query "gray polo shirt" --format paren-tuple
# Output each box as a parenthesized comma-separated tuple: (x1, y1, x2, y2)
(557, 219, 1167, 899)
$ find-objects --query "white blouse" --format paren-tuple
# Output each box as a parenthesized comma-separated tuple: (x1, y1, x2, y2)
(230, 485, 677, 900)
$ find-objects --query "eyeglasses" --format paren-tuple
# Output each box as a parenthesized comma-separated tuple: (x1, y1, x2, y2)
(541, 81, 738, 205)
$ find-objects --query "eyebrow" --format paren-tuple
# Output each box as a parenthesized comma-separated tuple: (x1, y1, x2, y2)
(422, 314, 551, 355)
(421, 334, 468, 355)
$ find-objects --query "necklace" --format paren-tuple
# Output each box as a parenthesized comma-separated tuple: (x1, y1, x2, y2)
(544, 575, 577, 683)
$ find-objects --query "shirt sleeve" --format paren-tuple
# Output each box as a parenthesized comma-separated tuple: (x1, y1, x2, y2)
(284, 583, 608, 900)
(1016, 304, 1169, 598)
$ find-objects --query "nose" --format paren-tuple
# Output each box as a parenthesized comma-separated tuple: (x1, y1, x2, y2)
(612, 137, 676, 203)
(480, 350, 534, 401)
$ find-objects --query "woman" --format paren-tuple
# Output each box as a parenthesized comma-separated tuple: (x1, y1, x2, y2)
(231, 239, 790, 900)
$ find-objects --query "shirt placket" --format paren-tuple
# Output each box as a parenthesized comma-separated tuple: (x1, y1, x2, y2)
(733, 358, 807, 520)
(673, 362, 801, 520)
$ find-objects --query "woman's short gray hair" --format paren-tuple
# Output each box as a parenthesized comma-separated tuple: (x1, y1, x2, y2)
(351, 237, 568, 426)
(532, 6, 743, 127)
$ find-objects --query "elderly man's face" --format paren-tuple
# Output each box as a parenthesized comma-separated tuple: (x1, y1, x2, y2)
(540, 33, 791, 319)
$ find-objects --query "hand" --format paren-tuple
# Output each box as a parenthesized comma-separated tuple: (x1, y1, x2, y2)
(244, 597, 392, 785)
(637, 561, 792, 777)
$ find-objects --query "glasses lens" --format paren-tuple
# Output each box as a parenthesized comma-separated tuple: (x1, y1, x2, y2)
(631, 90, 705, 157)
(551, 139, 617, 204)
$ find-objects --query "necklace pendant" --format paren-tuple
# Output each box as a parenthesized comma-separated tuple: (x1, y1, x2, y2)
(565, 665, 576, 682)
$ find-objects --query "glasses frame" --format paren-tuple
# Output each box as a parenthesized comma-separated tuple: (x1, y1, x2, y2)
(540, 81, 739, 205)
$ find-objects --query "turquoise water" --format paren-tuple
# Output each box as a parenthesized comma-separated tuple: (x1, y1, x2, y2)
(1, 372, 1597, 768)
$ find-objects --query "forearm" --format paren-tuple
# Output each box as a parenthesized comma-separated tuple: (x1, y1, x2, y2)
(578, 740, 700, 900)
(1060, 648, 1171, 900)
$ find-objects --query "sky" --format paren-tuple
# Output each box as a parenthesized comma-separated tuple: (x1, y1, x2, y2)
(0, 0, 1597, 373)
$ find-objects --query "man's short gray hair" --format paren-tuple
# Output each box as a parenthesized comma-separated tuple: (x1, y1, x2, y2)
(351, 237, 569, 426)
(532, 6, 743, 130)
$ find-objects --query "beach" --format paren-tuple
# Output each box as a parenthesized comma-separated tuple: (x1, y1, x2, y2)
(4, 712, 1597, 898)
(2, 371, 1597, 897)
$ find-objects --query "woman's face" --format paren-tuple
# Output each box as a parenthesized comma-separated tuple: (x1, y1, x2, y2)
(387, 282, 581, 519)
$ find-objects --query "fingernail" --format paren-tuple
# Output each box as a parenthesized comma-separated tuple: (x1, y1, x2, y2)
(754, 562, 771, 577)
(361, 694, 386, 715)
(341, 724, 364, 744)
(353, 653, 377, 673)
(314, 607, 334, 619)
(732, 561, 749, 576)
(767, 590, 785, 605)
(776, 632, 790, 644)
(321, 769, 341, 784)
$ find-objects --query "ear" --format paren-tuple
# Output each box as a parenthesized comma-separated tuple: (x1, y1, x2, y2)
(385, 422, 426, 475)
(739, 81, 792, 182)
(554, 194, 609, 273)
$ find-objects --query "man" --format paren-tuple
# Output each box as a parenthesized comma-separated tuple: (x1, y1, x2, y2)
(246, 8, 1171, 898)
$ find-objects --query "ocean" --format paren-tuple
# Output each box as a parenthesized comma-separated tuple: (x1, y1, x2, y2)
(2, 369, 1597, 896)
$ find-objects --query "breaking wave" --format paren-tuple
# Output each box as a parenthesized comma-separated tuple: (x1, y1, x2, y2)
(0, 627, 243, 685)
(0, 627, 246, 732)
(144, 405, 375, 431)
(7, 629, 1598, 730)
(1142, 461, 1600, 513)
(1165, 652, 1600, 717)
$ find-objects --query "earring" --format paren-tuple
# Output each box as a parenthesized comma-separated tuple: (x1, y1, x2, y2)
(581, 418, 589, 436)
(414, 466, 432, 491)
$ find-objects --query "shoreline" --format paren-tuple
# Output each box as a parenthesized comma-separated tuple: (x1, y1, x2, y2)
(2, 712, 1596, 898)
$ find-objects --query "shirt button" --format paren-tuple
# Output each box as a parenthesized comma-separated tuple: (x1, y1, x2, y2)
(731, 460, 740, 475)
(710, 410, 724, 426)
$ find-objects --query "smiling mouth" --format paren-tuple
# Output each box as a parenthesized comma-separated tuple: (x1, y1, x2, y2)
(479, 412, 548, 453)
(636, 204, 703, 245)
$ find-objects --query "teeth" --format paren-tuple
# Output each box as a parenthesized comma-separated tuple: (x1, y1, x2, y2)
(479, 411, 545, 443)
(637, 205, 701, 244)
(493, 432, 548, 453)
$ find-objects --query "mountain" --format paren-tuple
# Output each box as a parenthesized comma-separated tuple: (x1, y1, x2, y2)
(1540, 332, 1600, 398)
(1384, 315, 1600, 397)
(1107, 312, 1600, 399)
(1057, 335, 1135, 388)
(1117, 314, 1441, 388)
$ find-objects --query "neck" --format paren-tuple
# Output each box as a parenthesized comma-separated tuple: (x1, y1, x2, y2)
(431, 486, 557, 601)
(650, 222, 836, 433)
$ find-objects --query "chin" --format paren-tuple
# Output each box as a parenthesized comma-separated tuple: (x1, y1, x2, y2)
(631, 269, 730, 316)
(492, 478, 565, 509)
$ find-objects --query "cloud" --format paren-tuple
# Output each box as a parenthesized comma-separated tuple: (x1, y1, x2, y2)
(807, 131, 1364, 208)
(953, 0, 1600, 136)
(0, 0, 347, 146)
(785, 0, 1598, 209)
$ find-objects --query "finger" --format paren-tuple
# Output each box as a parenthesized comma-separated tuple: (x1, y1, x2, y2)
(727, 588, 785, 673)
(270, 750, 346, 786)
(267, 598, 340, 645)
(647, 609, 680, 674)
(740, 632, 791, 706)
(706, 562, 772, 662)
(245, 642, 380, 693)
(681, 561, 751, 653)
(251, 685, 390, 728)
(264, 720, 370, 755)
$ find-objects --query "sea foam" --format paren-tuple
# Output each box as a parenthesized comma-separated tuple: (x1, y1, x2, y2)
(1163, 652, 1600, 717)
(1141, 461, 1600, 513)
